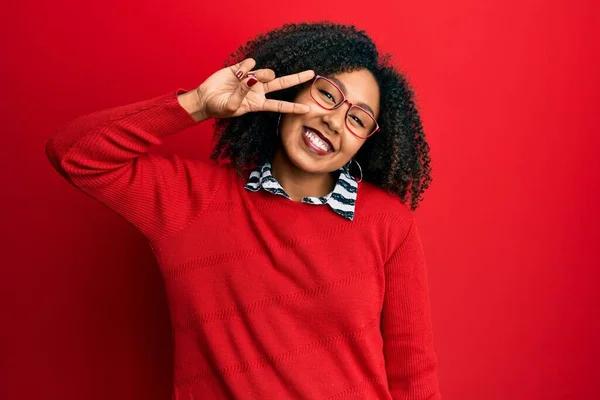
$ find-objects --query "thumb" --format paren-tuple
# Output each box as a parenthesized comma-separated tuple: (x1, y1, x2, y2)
(227, 73, 259, 112)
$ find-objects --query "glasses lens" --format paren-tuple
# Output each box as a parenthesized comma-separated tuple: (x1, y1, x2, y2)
(312, 78, 344, 108)
(311, 77, 378, 138)
(347, 106, 377, 138)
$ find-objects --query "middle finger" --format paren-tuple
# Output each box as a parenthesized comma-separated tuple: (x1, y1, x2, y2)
(263, 70, 316, 93)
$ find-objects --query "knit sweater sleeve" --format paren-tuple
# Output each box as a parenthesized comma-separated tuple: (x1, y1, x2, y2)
(45, 89, 222, 242)
(382, 219, 441, 399)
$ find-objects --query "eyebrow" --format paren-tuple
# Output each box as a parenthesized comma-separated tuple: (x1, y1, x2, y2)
(328, 76, 377, 117)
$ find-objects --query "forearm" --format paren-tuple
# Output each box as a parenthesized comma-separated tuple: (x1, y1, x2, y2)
(46, 89, 198, 186)
(44, 88, 221, 241)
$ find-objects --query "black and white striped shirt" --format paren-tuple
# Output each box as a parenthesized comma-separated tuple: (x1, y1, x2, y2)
(244, 162, 359, 221)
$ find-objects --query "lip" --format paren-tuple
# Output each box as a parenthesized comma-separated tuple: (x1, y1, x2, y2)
(303, 126, 335, 151)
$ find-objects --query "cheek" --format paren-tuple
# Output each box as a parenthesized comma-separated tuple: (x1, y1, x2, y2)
(340, 134, 365, 156)
(280, 115, 301, 140)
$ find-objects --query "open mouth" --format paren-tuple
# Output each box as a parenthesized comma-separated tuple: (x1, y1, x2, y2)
(302, 126, 334, 155)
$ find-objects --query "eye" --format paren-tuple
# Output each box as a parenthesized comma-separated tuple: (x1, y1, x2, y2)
(350, 114, 365, 127)
(319, 89, 336, 102)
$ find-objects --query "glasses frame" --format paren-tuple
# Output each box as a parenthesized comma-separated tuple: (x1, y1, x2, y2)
(309, 75, 380, 139)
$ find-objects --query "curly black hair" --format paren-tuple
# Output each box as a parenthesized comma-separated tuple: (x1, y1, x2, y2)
(211, 22, 432, 211)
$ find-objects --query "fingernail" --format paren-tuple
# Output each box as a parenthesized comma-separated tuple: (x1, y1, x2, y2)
(247, 77, 258, 87)
(236, 70, 244, 80)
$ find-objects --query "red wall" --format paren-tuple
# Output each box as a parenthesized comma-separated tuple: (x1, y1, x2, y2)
(2, 1, 598, 399)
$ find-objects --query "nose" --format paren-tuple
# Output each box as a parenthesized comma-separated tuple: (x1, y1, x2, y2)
(321, 102, 349, 135)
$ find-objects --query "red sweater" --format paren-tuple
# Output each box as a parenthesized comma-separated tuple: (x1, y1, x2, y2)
(46, 89, 441, 399)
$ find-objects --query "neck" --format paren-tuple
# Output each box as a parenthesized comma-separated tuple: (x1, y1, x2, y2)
(271, 148, 337, 201)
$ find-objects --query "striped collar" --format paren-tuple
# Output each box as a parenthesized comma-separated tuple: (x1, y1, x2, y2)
(244, 162, 358, 221)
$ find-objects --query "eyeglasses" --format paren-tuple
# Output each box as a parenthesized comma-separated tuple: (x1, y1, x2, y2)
(309, 75, 380, 139)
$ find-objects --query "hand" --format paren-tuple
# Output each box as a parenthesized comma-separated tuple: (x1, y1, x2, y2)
(196, 58, 315, 119)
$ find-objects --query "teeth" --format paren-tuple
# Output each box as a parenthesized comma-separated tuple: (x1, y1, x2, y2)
(305, 129, 331, 152)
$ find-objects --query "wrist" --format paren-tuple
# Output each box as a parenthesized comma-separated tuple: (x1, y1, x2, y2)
(177, 88, 208, 123)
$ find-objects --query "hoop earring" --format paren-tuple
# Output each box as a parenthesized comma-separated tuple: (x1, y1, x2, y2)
(347, 159, 363, 183)
(276, 114, 282, 136)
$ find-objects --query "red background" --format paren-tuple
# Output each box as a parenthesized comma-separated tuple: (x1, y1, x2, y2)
(2, 0, 599, 399)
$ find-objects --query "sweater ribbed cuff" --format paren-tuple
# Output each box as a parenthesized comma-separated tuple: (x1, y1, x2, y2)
(139, 88, 199, 139)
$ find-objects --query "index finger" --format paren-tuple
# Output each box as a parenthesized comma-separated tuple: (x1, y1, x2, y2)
(263, 70, 315, 93)
(261, 99, 310, 114)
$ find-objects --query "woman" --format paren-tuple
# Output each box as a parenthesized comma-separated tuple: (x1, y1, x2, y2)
(46, 22, 440, 399)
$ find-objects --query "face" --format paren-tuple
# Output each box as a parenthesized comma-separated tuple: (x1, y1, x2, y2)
(278, 68, 380, 174)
